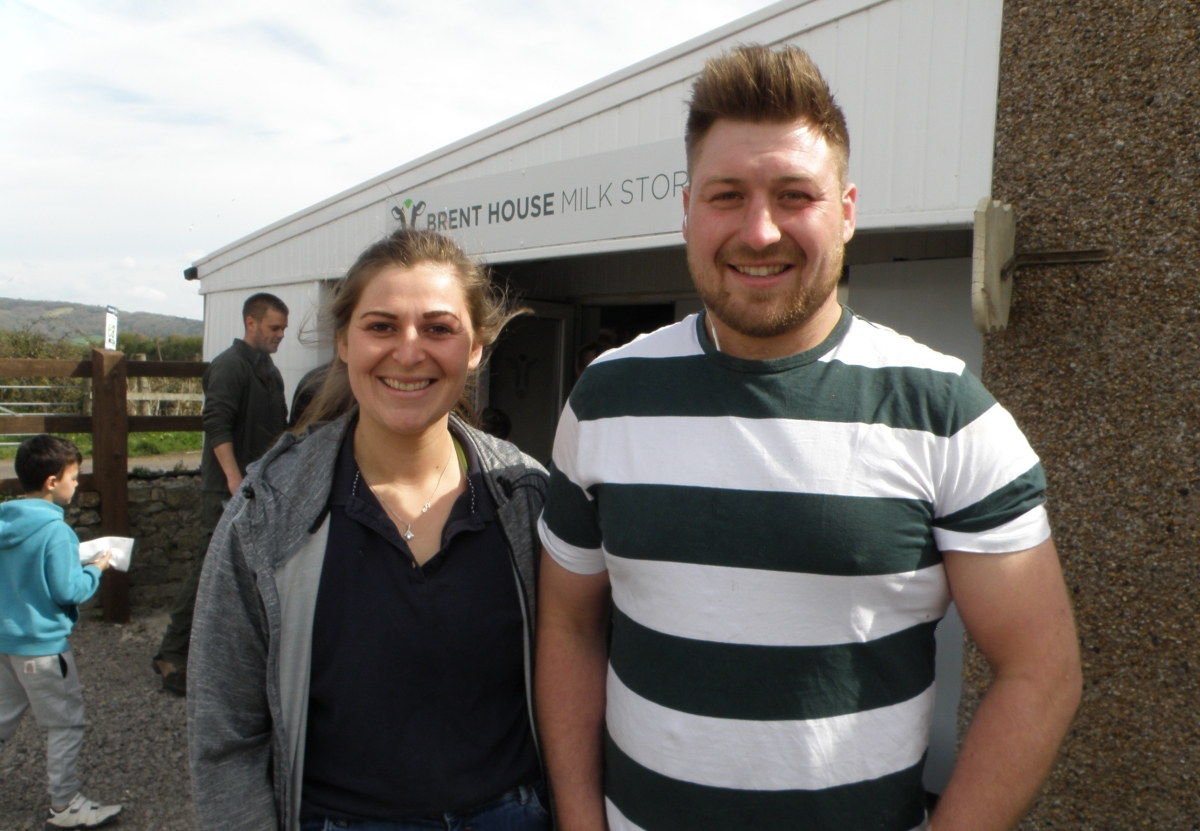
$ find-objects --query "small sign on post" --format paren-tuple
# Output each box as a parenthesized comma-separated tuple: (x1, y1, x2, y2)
(104, 306, 118, 351)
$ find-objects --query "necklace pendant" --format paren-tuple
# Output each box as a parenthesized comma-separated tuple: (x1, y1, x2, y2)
(404, 527, 415, 541)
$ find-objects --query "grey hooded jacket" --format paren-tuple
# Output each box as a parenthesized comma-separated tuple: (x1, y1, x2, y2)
(186, 412, 548, 831)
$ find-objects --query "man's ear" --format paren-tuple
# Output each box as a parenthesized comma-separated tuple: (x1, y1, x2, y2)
(681, 187, 691, 242)
(841, 182, 858, 244)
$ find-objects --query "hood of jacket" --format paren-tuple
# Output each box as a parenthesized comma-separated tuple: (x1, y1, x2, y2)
(0, 498, 65, 551)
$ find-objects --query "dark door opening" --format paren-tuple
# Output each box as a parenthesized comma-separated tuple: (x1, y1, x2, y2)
(576, 303, 676, 377)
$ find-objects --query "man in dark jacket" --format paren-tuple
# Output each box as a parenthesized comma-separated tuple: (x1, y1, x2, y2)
(153, 292, 290, 695)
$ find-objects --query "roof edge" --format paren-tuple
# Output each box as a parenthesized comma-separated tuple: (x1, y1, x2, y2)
(195, 0, 818, 269)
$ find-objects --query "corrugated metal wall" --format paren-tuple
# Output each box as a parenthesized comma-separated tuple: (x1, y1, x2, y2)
(444, 0, 1000, 223)
(197, 0, 1002, 295)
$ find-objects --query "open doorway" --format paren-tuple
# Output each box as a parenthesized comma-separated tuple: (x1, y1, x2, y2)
(487, 301, 678, 464)
(486, 302, 572, 465)
(575, 303, 676, 378)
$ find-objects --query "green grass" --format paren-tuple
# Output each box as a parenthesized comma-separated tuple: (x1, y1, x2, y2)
(129, 431, 203, 456)
(0, 432, 202, 459)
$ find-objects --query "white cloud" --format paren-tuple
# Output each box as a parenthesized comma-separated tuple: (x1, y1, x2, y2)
(0, 255, 203, 319)
(0, 0, 774, 320)
(128, 285, 168, 301)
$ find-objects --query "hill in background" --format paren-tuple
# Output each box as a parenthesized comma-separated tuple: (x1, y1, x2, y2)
(0, 297, 202, 340)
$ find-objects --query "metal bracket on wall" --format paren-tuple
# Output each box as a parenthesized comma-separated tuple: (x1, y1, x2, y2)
(973, 197, 1112, 333)
(999, 249, 1109, 282)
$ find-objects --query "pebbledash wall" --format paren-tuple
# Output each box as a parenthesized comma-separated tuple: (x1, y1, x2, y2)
(67, 475, 205, 610)
(959, 1, 1200, 828)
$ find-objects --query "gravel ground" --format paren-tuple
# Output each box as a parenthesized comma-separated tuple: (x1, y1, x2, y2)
(0, 611, 193, 830)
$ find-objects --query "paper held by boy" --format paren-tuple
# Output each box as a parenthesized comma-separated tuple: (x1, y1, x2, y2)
(79, 537, 135, 573)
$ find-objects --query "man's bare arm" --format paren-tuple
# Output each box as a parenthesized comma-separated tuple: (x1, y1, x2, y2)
(212, 442, 243, 496)
(536, 549, 611, 831)
(931, 537, 1082, 831)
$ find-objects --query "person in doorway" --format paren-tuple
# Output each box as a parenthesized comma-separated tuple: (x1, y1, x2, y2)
(288, 360, 332, 429)
(188, 230, 550, 831)
(0, 435, 122, 828)
(573, 328, 618, 378)
(535, 45, 1082, 831)
(152, 292, 289, 695)
(479, 406, 512, 440)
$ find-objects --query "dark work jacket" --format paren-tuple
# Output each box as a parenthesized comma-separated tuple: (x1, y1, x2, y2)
(201, 338, 288, 494)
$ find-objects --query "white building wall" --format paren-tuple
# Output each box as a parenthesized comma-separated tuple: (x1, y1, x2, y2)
(450, 0, 996, 228)
(847, 257, 981, 794)
(195, 0, 1003, 295)
(203, 280, 330, 403)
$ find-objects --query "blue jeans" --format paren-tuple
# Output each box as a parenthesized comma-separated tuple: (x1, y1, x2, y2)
(300, 782, 550, 831)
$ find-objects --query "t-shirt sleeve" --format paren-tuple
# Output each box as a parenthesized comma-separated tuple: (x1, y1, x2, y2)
(538, 400, 607, 575)
(931, 371, 1051, 554)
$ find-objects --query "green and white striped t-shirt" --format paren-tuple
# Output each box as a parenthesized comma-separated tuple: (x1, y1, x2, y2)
(539, 308, 1050, 831)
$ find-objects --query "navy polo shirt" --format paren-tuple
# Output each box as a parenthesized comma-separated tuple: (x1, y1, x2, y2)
(300, 421, 539, 822)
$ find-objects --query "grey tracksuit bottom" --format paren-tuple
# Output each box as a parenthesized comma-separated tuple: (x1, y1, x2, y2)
(0, 649, 86, 805)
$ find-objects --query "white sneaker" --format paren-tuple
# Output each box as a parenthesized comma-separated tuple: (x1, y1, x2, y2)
(45, 793, 122, 829)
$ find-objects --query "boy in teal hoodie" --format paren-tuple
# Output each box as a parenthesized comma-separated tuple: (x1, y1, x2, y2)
(0, 435, 122, 828)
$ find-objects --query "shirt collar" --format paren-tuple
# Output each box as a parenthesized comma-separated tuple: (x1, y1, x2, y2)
(328, 416, 493, 524)
(233, 337, 268, 368)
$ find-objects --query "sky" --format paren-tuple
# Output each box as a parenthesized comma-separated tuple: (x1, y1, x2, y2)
(0, 0, 775, 321)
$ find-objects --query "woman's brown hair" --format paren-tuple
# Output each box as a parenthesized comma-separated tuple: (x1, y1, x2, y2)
(295, 229, 527, 432)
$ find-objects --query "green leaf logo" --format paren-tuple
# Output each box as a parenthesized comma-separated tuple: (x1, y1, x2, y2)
(404, 199, 413, 208)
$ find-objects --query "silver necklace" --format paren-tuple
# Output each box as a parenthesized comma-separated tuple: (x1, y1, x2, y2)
(366, 441, 455, 541)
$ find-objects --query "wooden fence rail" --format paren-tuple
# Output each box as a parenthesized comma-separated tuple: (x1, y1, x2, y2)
(0, 359, 208, 378)
(0, 350, 207, 622)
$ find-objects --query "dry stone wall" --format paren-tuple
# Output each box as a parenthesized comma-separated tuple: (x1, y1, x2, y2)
(67, 474, 204, 610)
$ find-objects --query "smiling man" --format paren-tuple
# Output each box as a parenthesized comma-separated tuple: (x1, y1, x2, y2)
(535, 45, 1081, 831)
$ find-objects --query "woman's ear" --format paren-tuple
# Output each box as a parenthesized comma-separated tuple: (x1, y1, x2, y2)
(467, 338, 484, 371)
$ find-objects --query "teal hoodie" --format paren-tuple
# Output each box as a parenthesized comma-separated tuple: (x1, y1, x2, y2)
(0, 498, 100, 656)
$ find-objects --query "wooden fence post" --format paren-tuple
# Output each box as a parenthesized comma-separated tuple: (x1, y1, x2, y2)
(132, 353, 152, 415)
(92, 349, 130, 623)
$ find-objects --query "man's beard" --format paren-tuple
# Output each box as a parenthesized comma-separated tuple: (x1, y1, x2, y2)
(689, 240, 844, 339)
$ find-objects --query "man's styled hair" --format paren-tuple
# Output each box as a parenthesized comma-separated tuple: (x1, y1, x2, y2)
(685, 44, 850, 181)
(15, 434, 82, 493)
(242, 293, 289, 323)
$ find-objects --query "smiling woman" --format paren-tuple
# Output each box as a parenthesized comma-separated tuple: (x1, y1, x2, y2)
(187, 230, 553, 831)
(298, 230, 524, 432)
